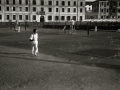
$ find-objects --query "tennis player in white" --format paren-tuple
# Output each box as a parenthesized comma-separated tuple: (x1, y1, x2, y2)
(30, 29, 38, 56)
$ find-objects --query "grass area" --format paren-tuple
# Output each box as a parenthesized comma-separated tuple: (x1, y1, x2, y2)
(1, 28, 120, 66)
(0, 28, 120, 90)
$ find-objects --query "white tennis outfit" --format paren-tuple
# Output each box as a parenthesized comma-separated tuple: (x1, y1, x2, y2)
(30, 33, 38, 56)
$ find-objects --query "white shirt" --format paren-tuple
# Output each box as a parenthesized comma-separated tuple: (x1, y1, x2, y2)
(30, 33, 38, 41)
(71, 20, 75, 25)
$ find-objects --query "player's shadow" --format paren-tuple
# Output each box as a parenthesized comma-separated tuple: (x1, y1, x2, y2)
(1, 50, 120, 70)
(0, 52, 28, 55)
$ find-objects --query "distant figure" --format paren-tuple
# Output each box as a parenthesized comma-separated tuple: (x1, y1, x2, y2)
(95, 26, 97, 32)
(71, 19, 76, 34)
(15, 20, 20, 32)
(71, 19, 75, 30)
(63, 21, 68, 34)
(17, 25, 20, 32)
(30, 29, 38, 56)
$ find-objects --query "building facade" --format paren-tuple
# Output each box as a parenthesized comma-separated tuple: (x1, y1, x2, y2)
(92, 0, 120, 19)
(0, 0, 85, 22)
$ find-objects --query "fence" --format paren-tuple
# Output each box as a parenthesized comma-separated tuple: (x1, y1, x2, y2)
(0, 21, 120, 30)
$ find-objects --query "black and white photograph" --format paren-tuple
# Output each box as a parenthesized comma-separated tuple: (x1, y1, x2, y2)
(0, 0, 120, 90)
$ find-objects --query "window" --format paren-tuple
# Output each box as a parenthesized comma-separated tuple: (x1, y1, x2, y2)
(80, 8, 82, 13)
(118, 9, 120, 13)
(49, 1, 52, 5)
(0, 6, 1, 11)
(62, 8, 64, 12)
(118, 16, 120, 18)
(61, 16, 65, 20)
(56, 8, 58, 12)
(89, 7, 91, 10)
(6, 0, 9, 4)
(41, 7, 44, 11)
(106, 16, 109, 19)
(74, 1, 76, 6)
(67, 16, 70, 20)
(19, 7, 22, 11)
(56, 1, 59, 5)
(68, 8, 70, 12)
(0, 0, 1, 4)
(48, 8, 52, 12)
(7, 15, 9, 20)
(13, 15, 16, 20)
(62, 1, 65, 6)
(19, 0, 22, 4)
(73, 16, 76, 20)
(13, 7, 16, 11)
(25, 7, 28, 11)
(33, 7, 36, 12)
(25, 0, 28, 5)
(55, 16, 59, 20)
(80, 2, 83, 6)
(33, 15, 36, 20)
(107, 2, 109, 6)
(48, 16, 52, 20)
(41, 0, 44, 5)
(19, 15, 22, 20)
(6, 6, 9, 11)
(13, 0, 15, 4)
(0, 15, 2, 20)
(33, 0, 36, 5)
(104, 8, 106, 14)
(112, 9, 116, 13)
(101, 16, 103, 19)
(102, 2, 103, 5)
(80, 16, 82, 21)
(68, 1, 70, 6)
(101, 9, 103, 12)
(25, 15, 28, 20)
(73, 8, 76, 12)
(107, 9, 109, 13)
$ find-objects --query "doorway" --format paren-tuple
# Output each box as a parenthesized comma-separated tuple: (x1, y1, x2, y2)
(40, 16, 44, 22)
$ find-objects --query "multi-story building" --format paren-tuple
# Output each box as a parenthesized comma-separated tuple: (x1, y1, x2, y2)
(92, 0, 120, 19)
(0, 0, 85, 22)
(85, 1, 96, 19)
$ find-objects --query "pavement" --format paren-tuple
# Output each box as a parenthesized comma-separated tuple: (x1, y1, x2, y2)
(0, 27, 120, 90)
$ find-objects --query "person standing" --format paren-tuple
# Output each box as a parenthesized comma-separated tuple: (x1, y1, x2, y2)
(30, 29, 38, 56)
(71, 19, 75, 30)
(63, 21, 68, 35)
(70, 19, 76, 34)
(71, 19, 76, 34)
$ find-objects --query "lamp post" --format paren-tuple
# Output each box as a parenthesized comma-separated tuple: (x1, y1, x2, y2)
(58, 8, 60, 34)
(77, 0, 79, 29)
(87, 21, 89, 36)
(77, 0, 78, 21)
(29, 0, 31, 27)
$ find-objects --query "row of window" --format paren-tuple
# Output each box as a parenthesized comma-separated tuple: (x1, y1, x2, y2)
(0, 0, 84, 6)
(0, 6, 83, 13)
(100, 8, 120, 13)
(100, 15, 120, 19)
(100, 2, 120, 7)
(0, 14, 83, 21)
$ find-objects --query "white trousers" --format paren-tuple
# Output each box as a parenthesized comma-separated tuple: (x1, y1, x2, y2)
(31, 41, 38, 55)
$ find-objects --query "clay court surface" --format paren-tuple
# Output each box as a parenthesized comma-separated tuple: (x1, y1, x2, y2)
(0, 27, 120, 90)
